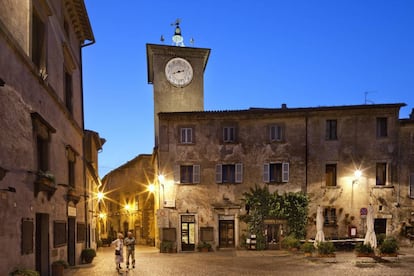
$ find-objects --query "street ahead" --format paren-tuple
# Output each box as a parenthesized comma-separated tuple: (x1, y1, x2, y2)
(64, 245, 414, 276)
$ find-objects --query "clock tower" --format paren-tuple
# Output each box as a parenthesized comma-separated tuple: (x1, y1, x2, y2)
(146, 22, 210, 146)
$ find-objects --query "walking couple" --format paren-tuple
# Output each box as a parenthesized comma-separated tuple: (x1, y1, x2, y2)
(111, 231, 136, 272)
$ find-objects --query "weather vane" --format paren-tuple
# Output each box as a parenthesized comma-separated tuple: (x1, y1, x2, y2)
(171, 19, 185, 47)
(160, 19, 195, 47)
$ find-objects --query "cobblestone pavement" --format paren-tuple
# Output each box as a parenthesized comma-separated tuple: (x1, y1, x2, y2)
(64, 246, 414, 276)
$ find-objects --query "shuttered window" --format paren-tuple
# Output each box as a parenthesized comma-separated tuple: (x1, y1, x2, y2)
(180, 128, 193, 144)
(263, 163, 289, 183)
(270, 125, 283, 142)
(216, 163, 243, 184)
(174, 165, 200, 184)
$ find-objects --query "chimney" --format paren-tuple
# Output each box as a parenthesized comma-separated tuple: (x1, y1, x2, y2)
(281, 103, 287, 109)
(410, 108, 414, 120)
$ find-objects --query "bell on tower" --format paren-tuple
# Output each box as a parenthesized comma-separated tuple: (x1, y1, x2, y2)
(171, 19, 185, 47)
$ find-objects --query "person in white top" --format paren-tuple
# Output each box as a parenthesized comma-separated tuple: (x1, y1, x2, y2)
(111, 233, 124, 272)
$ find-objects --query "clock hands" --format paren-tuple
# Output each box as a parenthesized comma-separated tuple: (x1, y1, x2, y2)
(173, 69, 185, 75)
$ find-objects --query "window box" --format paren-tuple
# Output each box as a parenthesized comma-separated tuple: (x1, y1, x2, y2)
(34, 171, 56, 200)
(66, 188, 80, 204)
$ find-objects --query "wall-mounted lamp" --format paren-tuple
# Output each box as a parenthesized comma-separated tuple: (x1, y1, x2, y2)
(353, 170, 362, 185)
(97, 191, 104, 201)
(0, 186, 16, 193)
(148, 183, 155, 193)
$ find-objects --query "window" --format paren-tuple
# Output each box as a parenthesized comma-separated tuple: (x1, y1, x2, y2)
(324, 207, 337, 225)
(66, 146, 76, 188)
(174, 165, 200, 184)
(263, 163, 289, 183)
(325, 119, 337, 140)
(68, 160, 75, 188)
(31, 113, 55, 172)
(410, 173, 414, 199)
(325, 164, 337, 187)
(270, 125, 283, 142)
(37, 135, 49, 172)
(216, 163, 243, 184)
(32, 9, 47, 70)
(223, 127, 236, 142)
(376, 117, 388, 138)
(180, 128, 193, 144)
(376, 162, 387, 186)
(65, 70, 73, 113)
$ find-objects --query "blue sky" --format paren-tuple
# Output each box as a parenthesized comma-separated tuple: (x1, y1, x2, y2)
(82, 0, 414, 177)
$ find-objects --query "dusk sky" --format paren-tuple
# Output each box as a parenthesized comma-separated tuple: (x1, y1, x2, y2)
(82, 0, 414, 177)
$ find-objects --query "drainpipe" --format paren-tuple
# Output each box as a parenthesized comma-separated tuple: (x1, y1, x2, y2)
(80, 38, 95, 248)
(305, 113, 309, 193)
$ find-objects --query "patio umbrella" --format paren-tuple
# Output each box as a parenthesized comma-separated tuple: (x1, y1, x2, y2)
(364, 204, 377, 249)
(314, 205, 325, 247)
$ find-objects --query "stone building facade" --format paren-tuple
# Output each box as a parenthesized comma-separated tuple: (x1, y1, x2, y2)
(100, 154, 156, 246)
(155, 104, 414, 251)
(0, 1, 102, 274)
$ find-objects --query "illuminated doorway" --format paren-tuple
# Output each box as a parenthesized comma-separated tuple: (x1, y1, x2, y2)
(181, 215, 195, 251)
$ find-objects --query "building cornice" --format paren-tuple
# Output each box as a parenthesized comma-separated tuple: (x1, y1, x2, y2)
(64, 0, 94, 44)
(159, 103, 407, 120)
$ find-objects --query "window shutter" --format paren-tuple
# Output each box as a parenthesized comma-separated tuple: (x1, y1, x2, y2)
(193, 165, 200, 184)
(282, 162, 289, 182)
(410, 173, 414, 198)
(187, 128, 193, 143)
(174, 165, 180, 183)
(235, 163, 243, 183)
(216, 164, 222, 183)
(180, 128, 185, 143)
(263, 163, 270, 183)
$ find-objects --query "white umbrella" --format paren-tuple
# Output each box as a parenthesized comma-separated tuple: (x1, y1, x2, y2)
(364, 204, 377, 249)
(314, 206, 325, 247)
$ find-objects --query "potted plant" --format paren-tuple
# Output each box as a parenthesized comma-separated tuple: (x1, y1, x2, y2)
(300, 241, 315, 257)
(160, 241, 174, 253)
(379, 236, 399, 257)
(51, 260, 68, 276)
(9, 269, 39, 276)
(355, 243, 375, 257)
(197, 241, 212, 252)
(281, 235, 301, 251)
(81, 248, 96, 263)
(316, 241, 335, 257)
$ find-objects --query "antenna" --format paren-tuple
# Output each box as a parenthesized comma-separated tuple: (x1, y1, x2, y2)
(364, 91, 376, 104)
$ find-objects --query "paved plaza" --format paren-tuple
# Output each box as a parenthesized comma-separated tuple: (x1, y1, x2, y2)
(64, 245, 414, 276)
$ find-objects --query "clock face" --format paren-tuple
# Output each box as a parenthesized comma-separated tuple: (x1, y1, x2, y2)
(165, 57, 193, 87)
